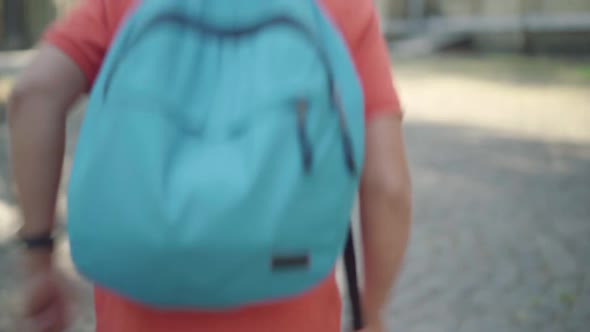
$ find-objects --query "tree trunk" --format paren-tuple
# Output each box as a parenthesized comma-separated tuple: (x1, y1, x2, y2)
(2, 0, 29, 49)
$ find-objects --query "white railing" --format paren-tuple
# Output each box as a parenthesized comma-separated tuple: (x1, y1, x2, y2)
(377, 0, 590, 36)
(383, 13, 590, 36)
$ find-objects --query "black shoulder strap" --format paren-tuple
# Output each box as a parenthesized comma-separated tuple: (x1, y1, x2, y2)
(345, 227, 364, 331)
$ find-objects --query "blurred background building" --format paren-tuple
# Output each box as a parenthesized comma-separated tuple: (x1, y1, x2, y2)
(0, 0, 75, 50)
(2, 0, 590, 54)
(376, 0, 590, 54)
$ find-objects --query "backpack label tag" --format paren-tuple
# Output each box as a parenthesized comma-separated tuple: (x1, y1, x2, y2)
(271, 254, 310, 271)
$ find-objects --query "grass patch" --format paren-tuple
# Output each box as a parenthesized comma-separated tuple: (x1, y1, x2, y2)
(578, 64, 590, 81)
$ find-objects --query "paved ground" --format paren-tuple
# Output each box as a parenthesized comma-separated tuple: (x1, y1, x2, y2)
(1, 54, 590, 332)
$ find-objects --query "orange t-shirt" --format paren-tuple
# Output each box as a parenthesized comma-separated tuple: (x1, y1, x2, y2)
(45, 1, 401, 331)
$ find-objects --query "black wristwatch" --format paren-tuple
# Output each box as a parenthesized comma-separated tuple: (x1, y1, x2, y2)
(18, 232, 55, 251)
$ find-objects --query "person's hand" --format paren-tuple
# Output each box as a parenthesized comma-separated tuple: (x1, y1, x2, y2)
(21, 251, 71, 332)
(356, 316, 386, 332)
(360, 322, 385, 332)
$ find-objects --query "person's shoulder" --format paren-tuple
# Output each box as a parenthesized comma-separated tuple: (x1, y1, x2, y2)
(102, 0, 136, 32)
(319, 0, 376, 47)
(320, 0, 401, 119)
(320, 0, 374, 18)
(49, 0, 134, 35)
(41, 0, 136, 88)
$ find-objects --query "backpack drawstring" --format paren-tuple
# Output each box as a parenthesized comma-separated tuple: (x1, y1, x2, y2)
(332, 88, 357, 176)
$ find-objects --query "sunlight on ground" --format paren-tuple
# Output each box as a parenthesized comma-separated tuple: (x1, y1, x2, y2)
(0, 200, 18, 243)
(393, 58, 590, 144)
(399, 76, 590, 142)
(0, 78, 12, 104)
(0, 51, 34, 70)
(0, 50, 34, 104)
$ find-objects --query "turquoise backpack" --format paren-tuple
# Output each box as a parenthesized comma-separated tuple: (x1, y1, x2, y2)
(68, 0, 365, 325)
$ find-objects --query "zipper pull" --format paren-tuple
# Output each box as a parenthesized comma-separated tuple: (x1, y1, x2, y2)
(296, 99, 313, 174)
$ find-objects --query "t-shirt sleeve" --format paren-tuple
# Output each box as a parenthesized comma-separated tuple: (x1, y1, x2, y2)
(350, 5, 403, 120)
(43, 0, 112, 89)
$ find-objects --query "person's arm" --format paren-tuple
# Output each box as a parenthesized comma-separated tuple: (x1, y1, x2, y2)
(9, 2, 117, 329)
(8, 45, 87, 270)
(359, 115, 412, 326)
(348, 2, 412, 328)
(9, 0, 113, 270)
